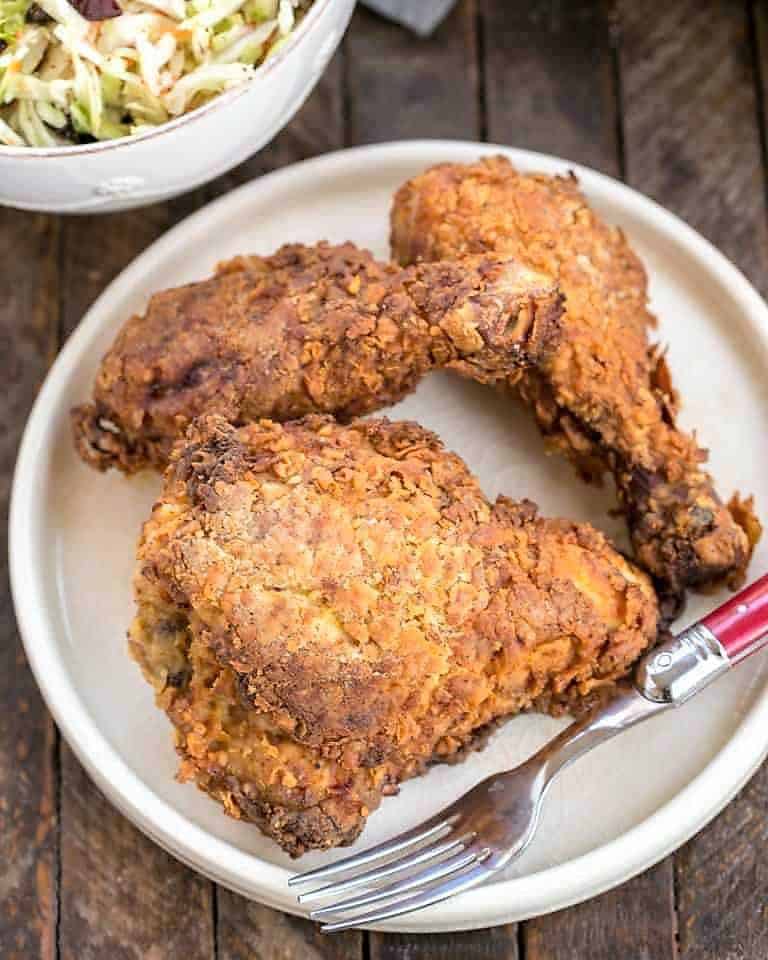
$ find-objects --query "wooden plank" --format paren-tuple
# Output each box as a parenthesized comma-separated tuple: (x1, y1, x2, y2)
(0, 210, 60, 960)
(620, 0, 768, 295)
(675, 772, 768, 960)
(754, 0, 768, 192)
(345, 0, 479, 143)
(59, 757, 215, 960)
(59, 192, 201, 340)
(481, 0, 621, 175)
(619, 1, 768, 957)
(523, 862, 677, 960)
(58, 191, 215, 960)
(369, 927, 518, 960)
(216, 895, 362, 960)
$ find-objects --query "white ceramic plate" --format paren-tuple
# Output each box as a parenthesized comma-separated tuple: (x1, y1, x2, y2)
(11, 141, 768, 933)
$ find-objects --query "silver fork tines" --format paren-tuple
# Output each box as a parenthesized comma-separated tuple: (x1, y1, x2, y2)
(318, 859, 495, 932)
(309, 845, 486, 918)
(297, 832, 474, 904)
(290, 686, 671, 930)
(288, 813, 459, 889)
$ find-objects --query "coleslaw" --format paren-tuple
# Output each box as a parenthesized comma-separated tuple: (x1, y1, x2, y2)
(0, 0, 312, 146)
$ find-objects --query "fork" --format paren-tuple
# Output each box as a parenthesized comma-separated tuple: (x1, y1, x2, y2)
(289, 572, 768, 931)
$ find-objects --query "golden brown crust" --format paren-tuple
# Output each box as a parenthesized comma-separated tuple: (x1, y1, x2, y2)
(390, 156, 756, 597)
(130, 415, 659, 855)
(72, 241, 562, 474)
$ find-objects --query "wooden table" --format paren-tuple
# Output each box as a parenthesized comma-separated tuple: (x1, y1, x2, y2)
(2, 2, 767, 957)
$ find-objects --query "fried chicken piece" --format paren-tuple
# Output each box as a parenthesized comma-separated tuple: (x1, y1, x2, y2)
(72, 241, 561, 474)
(130, 414, 658, 855)
(390, 156, 757, 600)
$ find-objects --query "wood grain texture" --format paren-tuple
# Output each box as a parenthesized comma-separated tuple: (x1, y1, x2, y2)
(481, 0, 620, 175)
(674, 772, 768, 960)
(754, 0, 768, 190)
(59, 192, 201, 339)
(620, 0, 768, 295)
(345, 0, 479, 143)
(523, 861, 677, 960)
(369, 927, 518, 960)
(619, 1, 768, 957)
(59, 755, 214, 960)
(217, 894, 361, 960)
(0, 211, 59, 960)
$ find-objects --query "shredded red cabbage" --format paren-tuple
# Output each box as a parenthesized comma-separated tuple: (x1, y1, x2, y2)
(69, 0, 122, 20)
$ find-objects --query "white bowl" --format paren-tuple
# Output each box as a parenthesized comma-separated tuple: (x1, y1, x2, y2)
(0, 0, 355, 214)
(11, 142, 768, 931)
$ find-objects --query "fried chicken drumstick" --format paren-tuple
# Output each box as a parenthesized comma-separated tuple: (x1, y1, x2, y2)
(72, 241, 561, 474)
(130, 414, 659, 855)
(391, 157, 756, 599)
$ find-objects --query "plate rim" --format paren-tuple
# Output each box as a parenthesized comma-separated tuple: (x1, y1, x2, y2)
(10, 138, 768, 933)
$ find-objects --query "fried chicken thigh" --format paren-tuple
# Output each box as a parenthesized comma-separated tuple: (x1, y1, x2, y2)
(391, 157, 757, 599)
(72, 241, 561, 474)
(130, 414, 658, 855)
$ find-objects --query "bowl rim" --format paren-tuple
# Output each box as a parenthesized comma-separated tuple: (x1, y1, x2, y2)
(10, 140, 768, 932)
(0, 0, 334, 159)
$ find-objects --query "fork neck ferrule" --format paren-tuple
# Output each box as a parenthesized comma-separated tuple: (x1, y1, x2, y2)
(634, 622, 730, 706)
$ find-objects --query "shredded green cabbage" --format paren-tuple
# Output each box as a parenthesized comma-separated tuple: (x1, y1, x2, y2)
(0, 0, 312, 146)
(0, 0, 30, 47)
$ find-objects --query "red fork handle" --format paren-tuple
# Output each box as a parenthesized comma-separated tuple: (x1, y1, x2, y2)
(701, 572, 768, 663)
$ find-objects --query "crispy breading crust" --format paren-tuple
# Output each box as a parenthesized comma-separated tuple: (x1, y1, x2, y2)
(390, 156, 757, 598)
(72, 241, 562, 474)
(130, 415, 658, 855)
